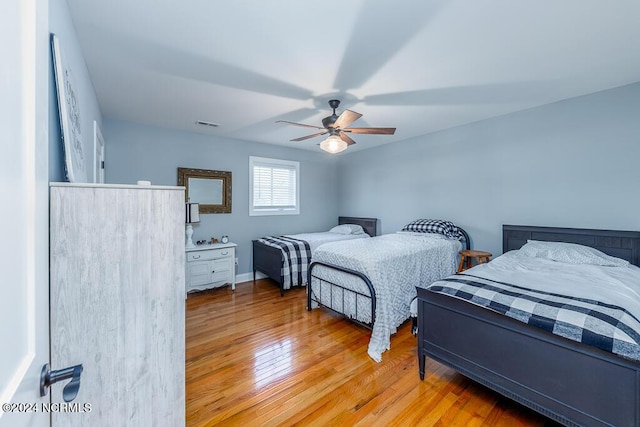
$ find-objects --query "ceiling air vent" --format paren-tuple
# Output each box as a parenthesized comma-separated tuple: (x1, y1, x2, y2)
(195, 120, 220, 128)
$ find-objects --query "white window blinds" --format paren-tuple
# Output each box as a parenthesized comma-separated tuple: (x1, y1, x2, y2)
(249, 157, 300, 216)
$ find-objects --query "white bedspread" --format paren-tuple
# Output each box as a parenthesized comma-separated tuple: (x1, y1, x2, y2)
(471, 251, 640, 319)
(412, 251, 640, 316)
(310, 233, 461, 362)
(425, 251, 640, 360)
(285, 231, 369, 253)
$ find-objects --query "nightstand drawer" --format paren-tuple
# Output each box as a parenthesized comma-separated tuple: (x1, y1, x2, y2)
(187, 248, 233, 262)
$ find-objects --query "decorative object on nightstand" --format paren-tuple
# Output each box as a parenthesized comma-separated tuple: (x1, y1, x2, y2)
(185, 202, 200, 249)
(458, 249, 492, 273)
(185, 241, 237, 294)
(221, 235, 229, 244)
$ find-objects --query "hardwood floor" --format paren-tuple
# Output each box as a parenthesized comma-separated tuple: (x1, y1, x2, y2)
(186, 279, 558, 426)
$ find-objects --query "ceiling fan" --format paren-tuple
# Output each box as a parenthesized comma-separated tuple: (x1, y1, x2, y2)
(276, 99, 396, 153)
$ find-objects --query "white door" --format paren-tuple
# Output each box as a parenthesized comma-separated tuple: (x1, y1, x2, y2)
(0, 0, 50, 425)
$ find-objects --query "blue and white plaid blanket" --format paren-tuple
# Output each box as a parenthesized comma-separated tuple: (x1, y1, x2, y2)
(427, 273, 640, 361)
(257, 236, 311, 290)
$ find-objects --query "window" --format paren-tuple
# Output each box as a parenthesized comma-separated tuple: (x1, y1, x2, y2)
(249, 156, 300, 216)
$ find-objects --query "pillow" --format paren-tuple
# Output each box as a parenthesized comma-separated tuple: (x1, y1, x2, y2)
(400, 219, 460, 239)
(329, 224, 366, 235)
(519, 240, 629, 267)
(396, 231, 447, 239)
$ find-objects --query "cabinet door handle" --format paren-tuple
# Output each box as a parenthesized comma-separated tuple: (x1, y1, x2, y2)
(193, 255, 200, 259)
(221, 251, 228, 256)
(212, 270, 215, 274)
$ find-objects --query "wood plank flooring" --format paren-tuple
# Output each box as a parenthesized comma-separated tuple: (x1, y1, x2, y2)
(186, 279, 558, 426)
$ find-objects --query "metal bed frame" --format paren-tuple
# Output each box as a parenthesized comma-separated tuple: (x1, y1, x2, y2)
(307, 227, 470, 328)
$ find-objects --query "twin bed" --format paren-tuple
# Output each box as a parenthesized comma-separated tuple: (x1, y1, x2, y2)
(253, 216, 469, 361)
(418, 225, 640, 427)
(252, 216, 377, 295)
(308, 221, 469, 361)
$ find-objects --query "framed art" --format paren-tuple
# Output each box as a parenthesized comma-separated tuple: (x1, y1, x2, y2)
(52, 33, 87, 182)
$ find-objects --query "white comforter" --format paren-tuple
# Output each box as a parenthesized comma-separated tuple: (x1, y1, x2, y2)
(411, 251, 640, 317)
(284, 231, 369, 253)
(470, 250, 640, 321)
(423, 251, 640, 359)
(310, 232, 461, 362)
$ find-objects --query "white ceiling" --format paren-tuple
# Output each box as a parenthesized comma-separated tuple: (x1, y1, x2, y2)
(66, 0, 640, 153)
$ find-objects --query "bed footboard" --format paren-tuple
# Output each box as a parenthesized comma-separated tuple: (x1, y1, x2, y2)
(418, 288, 640, 427)
(252, 240, 285, 295)
(307, 261, 376, 329)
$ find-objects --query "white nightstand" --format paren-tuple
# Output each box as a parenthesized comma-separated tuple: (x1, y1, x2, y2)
(185, 242, 237, 294)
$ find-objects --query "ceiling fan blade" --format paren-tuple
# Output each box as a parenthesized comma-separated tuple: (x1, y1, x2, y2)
(338, 131, 356, 146)
(291, 131, 328, 142)
(343, 127, 396, 135)
(276, 120, 325, 130)
(333, 109, 362, 130)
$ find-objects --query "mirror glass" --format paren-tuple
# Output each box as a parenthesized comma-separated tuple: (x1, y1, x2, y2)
(188, 177, 223, 205)
(178, 167, 232, 214)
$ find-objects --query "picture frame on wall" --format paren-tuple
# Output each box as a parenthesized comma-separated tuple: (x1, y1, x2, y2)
(51, 33, 87, 182)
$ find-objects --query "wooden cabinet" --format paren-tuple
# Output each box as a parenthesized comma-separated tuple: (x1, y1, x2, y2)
(49, 183, 185, 426)
(186, 243, 237, 293)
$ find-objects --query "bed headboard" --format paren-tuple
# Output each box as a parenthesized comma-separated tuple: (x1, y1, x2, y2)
(338, 216, 378, 237)
(458, 227, 471, 251)
(503, 225, 640, 267)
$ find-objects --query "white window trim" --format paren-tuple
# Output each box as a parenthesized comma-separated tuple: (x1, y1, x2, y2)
(249, 156, 300, 216)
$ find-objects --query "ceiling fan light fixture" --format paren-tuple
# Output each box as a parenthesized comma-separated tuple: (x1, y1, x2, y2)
(278, 99, 395, 152)
(320, 135, 348, 154)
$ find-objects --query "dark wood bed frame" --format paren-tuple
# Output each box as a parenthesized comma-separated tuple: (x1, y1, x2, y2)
(418, 225, 640, 427)
(308, 227, 471, 329)
(252, 216, 378, 296)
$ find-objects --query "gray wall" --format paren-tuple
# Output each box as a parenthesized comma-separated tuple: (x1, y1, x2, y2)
(49, 0, 103, 182)
(337, 82, 640, 257)
(104, 119, 340, 275)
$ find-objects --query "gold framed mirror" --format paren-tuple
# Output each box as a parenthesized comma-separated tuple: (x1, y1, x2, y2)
(177, 167, 232, 214)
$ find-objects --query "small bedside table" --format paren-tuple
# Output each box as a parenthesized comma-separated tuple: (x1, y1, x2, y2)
(186, 242, 237, 294)
(457, 249, 492, 273)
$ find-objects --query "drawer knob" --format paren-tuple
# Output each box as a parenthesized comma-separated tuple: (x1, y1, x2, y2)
(221, 251, 228, 255)
(193, 255, 200, 259)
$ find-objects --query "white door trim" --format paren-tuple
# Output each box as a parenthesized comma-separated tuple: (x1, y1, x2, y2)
(0, 0, 50, 424)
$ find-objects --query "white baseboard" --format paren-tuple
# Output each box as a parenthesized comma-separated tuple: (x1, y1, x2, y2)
(235, 271, 266, 284)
